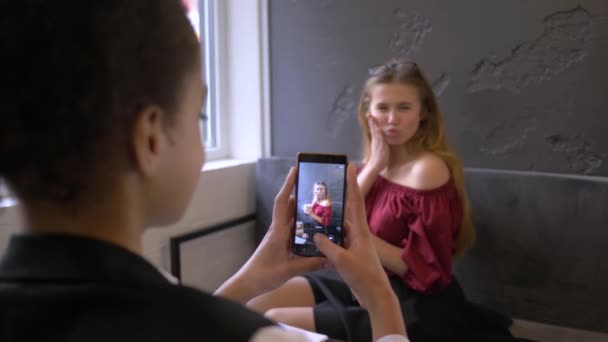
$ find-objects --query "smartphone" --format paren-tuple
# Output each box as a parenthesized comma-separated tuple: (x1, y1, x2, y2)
(292, 153, 347, 257)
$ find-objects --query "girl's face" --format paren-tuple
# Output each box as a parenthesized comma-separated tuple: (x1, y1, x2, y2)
(368, 82, 424, 146)
(314, 184, 326, 200)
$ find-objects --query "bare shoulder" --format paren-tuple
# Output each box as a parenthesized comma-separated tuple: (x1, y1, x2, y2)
(408, 152, 450, 190)
(319, 199, 331, 207)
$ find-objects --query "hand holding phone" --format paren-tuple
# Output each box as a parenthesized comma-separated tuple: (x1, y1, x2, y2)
(313, 164, 407, 339)
(215, 167, 325, 302)
(292, 152, 347, 257)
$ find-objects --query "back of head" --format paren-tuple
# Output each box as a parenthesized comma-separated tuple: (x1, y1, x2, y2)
(0, 0, 200, 205)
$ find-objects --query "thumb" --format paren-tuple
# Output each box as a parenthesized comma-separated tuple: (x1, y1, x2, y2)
(314, 233, 342, 261)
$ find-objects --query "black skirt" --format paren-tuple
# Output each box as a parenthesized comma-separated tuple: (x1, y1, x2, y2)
(303, 269, 536, 342)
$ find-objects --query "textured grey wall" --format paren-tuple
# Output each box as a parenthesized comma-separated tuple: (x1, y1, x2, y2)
(269, 0, 608, 176)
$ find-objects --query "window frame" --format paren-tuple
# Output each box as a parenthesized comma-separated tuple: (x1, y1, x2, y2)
(194, 0, 272, 166)
(199, 0, 230, 161)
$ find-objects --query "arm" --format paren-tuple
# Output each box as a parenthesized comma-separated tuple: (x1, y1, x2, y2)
(366, 287, 407, 342)
(357, 162, 382, 198)
(308, 212, 323, 225)
(371, 235, 408, 275)
(215, 274, 258, 304)
(370, 154, 453, 288)
(221, 165, 408, 340)
(309, 204, 332, 227)
(397, 154, 455, 292)
(358, 114, 389, 197)
(314, 164, 407, 340)
(320, 204, 332, 227)
(215, 167, 325, 303)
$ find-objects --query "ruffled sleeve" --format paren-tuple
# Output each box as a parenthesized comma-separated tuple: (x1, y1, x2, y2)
(400, 184, 462, 293)
(312, 203, 332, 227)
(320, 205, 332, 227)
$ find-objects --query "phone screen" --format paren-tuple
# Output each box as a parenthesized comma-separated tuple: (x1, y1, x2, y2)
(292, 153, 347, 257)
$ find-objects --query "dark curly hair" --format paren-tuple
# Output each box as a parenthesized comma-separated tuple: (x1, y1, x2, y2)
(0, 0, 200, 203)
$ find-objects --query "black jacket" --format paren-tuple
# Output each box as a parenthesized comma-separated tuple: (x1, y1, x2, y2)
(0, 234, 274, 342)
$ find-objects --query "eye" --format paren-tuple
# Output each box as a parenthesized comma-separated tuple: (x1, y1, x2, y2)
(399, 105, 411, 111)
(376, 104, 389, 112)
(199, 112, 208, 122)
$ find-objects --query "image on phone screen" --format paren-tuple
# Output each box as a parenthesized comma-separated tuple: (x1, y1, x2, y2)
(293, 154, 347, 257)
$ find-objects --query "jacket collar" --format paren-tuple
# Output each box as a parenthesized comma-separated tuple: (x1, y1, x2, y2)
(0, 233, 170, 286)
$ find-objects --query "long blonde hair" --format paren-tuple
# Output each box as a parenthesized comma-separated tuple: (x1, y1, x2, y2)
(358, 59, 475, 257)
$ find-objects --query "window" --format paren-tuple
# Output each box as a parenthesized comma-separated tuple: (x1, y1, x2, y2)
(184, 0, 227, 160)
(184, 0, 269, 163)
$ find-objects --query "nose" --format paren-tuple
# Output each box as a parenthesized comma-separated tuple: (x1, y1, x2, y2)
(387, 110, 400, 124)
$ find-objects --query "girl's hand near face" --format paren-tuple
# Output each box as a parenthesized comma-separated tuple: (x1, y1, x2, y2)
(356, 115, 390, 197)
(367, 114, 389, 173)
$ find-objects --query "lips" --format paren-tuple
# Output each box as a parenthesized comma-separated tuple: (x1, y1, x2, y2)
(385, 129, 400, 136)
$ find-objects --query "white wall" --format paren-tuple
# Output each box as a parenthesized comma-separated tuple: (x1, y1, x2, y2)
(179, 220, 256, 292)
(0, 205, 21, 252)
(143, 161, 258, 275)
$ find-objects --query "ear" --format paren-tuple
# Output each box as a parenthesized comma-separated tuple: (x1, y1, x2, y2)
(130, 105, 167, 177)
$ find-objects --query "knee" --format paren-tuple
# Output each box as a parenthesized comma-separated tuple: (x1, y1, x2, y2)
(264, 307, 316, 331)
(264, 308, 286, 323)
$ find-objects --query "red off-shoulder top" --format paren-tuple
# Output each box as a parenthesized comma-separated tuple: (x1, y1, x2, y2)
(364, 175, 462, 293)
(311, 202, 332, 227)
